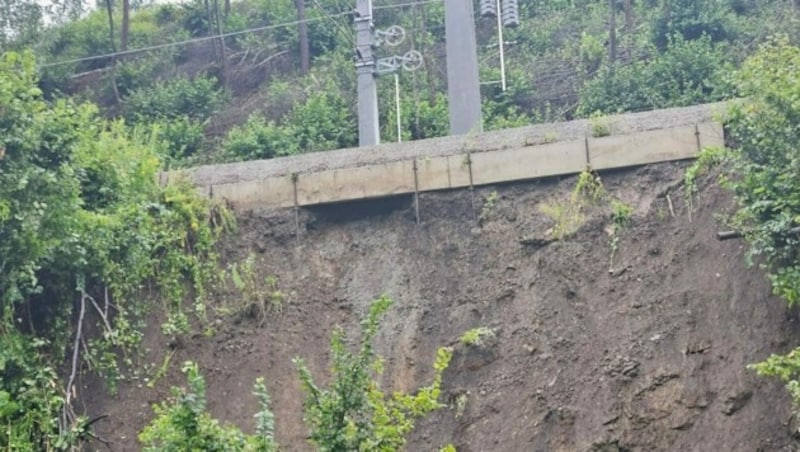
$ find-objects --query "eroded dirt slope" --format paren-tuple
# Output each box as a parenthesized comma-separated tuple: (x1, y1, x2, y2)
(84, 162, 800, 451)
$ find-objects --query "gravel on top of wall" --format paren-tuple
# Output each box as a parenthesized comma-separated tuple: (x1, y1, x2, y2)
(183, 102, 728, 187)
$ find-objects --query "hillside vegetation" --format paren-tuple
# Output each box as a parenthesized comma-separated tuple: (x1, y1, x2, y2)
(1, 0, 800, 450)
(3, 0, 799, 165)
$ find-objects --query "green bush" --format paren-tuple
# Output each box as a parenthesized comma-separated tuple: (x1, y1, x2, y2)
(157, 115, 207, 160)
(402, 92, 450, 140)
(222, 114, 299, 161)
(124, 75, 224, 122)
(0, 51, 231, 449)
(710, 38, 800, 417)
(139, 362, 277, 451)
(577, 35, 733, 116)
(724, 38, 800, 305)
(294, 296, 453, 451)
(115, 48, 183, 98)
(288, 90, 357, 152)
(651, 0, 735, 50)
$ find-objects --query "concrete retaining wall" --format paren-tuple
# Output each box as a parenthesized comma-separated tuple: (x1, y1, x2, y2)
(169, 103, 727, 211)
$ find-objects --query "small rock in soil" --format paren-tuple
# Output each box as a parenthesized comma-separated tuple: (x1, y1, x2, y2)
(722, 390, 753, 415)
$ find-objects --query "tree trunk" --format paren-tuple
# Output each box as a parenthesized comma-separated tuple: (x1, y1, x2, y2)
(623, 0, 633, 35)
(104, 0, 120, 103)
(213, 0, 228, 85)
(120, 0, 130, 52)
(608, 0, 617, 66)
(419, 3, 437, 104)
(203, 0, 216, 59)
(296, 0, 310, 75)
(224, 0, 231, 15)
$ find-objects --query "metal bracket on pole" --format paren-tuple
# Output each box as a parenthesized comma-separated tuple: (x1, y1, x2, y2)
(375, 24, 406, 47)
(375, 50, 423, 76)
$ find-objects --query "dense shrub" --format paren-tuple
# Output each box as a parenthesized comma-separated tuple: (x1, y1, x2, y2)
(723, 38, 800, 305)
(0, 51, 230, 449)
(651, 0, 736, 50)
(288, 91, 357, 152)
(294, 296, 453, 451)
(124, 75, 224, 121)
(222, 114, 299, 161)
(577, 35, 733, 116)
(158, 115, 207, 160)
(139, 362, 276, 451)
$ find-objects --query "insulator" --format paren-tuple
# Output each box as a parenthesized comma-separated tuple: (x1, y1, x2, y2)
(501, 0, 519, 27)
(480, 0, 497, 18)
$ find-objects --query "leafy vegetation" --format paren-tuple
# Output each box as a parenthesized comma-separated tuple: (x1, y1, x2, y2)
(540, 169, 616, 239)
(678, 38, 800, 417)
(3, 0, 797, 165)
(139, 361, 277, 451)
(0, 51, 231, 449)
(294, 296, 453, 451)
(479, 190, 499, 224)
(459, 327, 496, 347)
(720, 38, 800, 306)
(2, 0, 800, 447)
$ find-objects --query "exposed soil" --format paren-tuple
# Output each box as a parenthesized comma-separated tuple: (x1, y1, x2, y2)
(82, 161, 800, 451)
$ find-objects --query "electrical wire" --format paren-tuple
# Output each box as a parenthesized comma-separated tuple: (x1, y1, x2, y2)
(38, 0, 439, 69)
(38, 13, 347, 68)
(374, 0, 441, 10)
(309, 0, 356, 47)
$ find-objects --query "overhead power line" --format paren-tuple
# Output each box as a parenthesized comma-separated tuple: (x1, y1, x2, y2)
(39, 13, 347, 68)
(38, 0, 441, 69)
(309, 0, 356, 46)
(374, 0, 442, 10)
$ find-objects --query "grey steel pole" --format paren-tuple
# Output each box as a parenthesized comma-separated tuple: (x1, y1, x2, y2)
(355, 0, 380, 146)
(445, 0, 483, 135)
